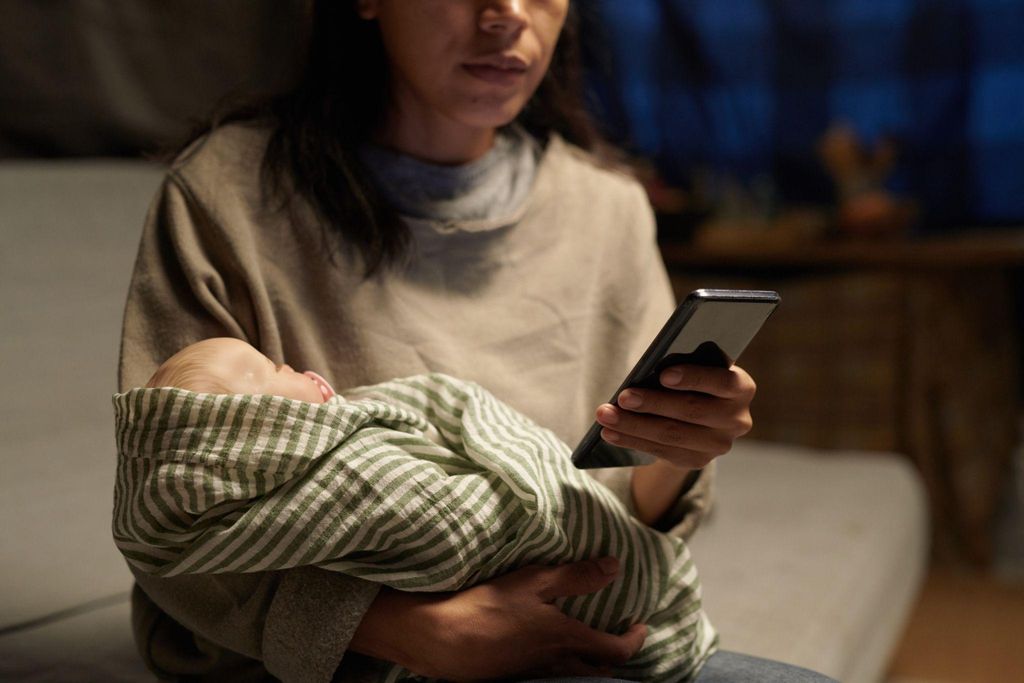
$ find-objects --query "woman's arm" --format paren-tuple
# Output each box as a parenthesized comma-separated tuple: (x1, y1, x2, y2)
(350, 560, 647, 680)
(604, 362, 756, 527)
(596, 184, 727, 534)
(120, 174, 385, 681)
(124, 171, 644, 681)
(630, 460, 700, 527)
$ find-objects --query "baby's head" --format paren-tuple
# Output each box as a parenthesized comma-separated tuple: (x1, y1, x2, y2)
(146, 338, 336, 403)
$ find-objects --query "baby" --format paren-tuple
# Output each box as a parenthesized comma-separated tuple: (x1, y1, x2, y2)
(114, 338, 716, 683)
(145, 336, 337, 403)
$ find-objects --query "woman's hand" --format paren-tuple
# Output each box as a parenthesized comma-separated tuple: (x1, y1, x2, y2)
(595, 364, 756, 469)
(596, 364, 755, 525)
(349, 558, 647, 681)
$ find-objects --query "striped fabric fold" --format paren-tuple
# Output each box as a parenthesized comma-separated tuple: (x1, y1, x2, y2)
(112, 373, 716, 681)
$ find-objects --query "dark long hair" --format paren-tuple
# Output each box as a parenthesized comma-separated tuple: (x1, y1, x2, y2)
(203, 0, 598, 276)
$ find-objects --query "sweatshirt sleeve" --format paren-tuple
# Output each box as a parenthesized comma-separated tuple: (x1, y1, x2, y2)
(585, 183, 714, 541)
(119, 173, 379, 682)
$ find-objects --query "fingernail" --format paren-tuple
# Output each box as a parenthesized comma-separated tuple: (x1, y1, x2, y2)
(663, 369, 683, 386)
(597, 405, 618, 425)
(601, 428, 621, 443)
(597, 556, 619, 574)
(618, 390, 641, 409)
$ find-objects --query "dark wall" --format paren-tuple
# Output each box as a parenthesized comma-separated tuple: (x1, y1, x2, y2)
(0, 0, 308, 157)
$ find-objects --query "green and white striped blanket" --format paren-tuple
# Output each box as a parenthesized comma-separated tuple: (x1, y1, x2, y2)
(113, 373, 716, 681)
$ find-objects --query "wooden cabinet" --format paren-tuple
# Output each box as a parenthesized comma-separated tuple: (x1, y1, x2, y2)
(661, 231, 1023, 565)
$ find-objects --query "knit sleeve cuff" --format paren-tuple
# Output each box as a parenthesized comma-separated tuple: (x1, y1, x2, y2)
(262, 567, 380, 683)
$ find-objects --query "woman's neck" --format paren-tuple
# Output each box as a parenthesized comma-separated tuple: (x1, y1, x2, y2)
(376, 97, 497, 166)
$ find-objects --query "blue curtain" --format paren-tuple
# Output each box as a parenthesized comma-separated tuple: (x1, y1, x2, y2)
(581, 0, 1024, 229)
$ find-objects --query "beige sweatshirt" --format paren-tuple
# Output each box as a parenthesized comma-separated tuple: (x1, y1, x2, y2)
(118, 122, 713, 682)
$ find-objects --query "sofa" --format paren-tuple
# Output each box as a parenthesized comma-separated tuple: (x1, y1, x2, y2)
(0, 159, 929, 682)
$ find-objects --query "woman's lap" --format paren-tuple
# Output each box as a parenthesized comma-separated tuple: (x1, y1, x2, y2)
(524, 649, 837, 682)
(693, 650, 838, 682)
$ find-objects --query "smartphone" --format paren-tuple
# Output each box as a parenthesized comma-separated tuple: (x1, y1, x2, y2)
(571, 289, 780, 469)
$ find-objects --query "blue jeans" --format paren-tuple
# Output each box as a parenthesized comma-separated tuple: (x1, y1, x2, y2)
(526, 649, 838, 682)
(692, 651, 838, 682)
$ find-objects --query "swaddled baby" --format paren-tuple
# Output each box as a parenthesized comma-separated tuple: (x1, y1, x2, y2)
(113, 338, 717, 682)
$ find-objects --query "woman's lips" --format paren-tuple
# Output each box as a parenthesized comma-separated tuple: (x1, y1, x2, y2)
(462, 63, 527, 86)
(303, 371, 336, 401)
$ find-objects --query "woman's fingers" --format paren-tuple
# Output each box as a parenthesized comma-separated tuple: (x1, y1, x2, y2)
(594, 364, 756, 460)
(393, 559, 647, 681)
(612, 389, 741, 430)
(659, 364, 756, 399)
(520, 557, 620, 602)
(599, 426, 721, 469)
(594, 365, 757, 465)
(599, 395, 751, 440)
(611, 375, 754, 427)
(559, 621, 648, 669)
(472, 560, 646, 676)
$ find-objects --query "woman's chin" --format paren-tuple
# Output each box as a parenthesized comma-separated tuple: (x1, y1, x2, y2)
(454, 95, 532, 130)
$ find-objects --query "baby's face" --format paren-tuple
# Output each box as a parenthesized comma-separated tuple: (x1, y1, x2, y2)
(228, 341, 335, 403)
(161, 338, 336, 403)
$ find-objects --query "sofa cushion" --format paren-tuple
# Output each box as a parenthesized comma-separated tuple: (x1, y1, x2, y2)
(689, 439, 929, 683)
(0, 162, 163, 624)
(0, 161, 928, 682)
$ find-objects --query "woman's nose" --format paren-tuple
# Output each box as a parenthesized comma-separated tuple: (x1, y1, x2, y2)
(479, 0, 529, 35)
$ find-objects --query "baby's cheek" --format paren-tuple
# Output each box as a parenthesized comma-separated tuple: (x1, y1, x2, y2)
(305, 379, 327, 403)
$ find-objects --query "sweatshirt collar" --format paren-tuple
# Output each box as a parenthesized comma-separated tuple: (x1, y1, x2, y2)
(360, 125, 544, 234)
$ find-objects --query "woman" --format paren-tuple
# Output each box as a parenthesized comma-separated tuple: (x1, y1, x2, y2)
(119, 1, 832, 681)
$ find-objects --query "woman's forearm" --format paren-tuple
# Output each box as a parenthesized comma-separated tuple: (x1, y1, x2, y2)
(630, 460, 695, 526)
(348, 562, 644, 681)
(349, 588, 438, 672)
